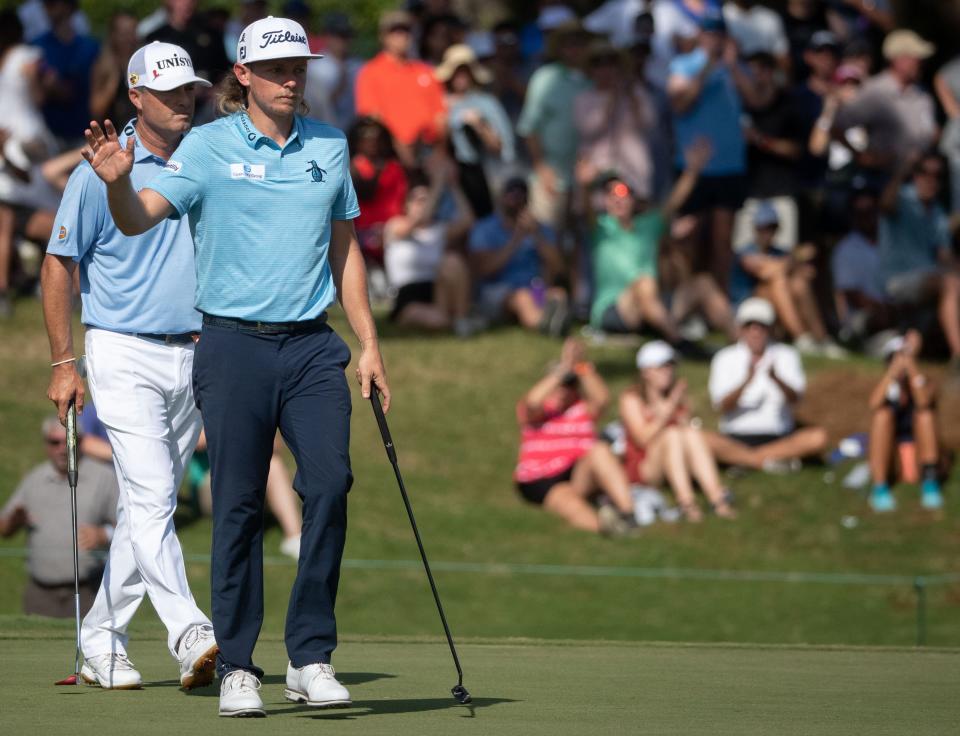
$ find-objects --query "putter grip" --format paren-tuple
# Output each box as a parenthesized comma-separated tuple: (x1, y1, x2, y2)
(66, 402, 79, 487)
(369, 392, 398, 464)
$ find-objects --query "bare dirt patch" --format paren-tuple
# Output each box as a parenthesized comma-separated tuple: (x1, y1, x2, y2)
(798, 364, 960, 448)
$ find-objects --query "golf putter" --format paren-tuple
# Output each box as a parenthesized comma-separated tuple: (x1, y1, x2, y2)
(55, 400, 82, 686)
(369, 392, 471, 705)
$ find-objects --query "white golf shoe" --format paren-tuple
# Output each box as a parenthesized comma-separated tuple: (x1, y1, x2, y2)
(177, 623, 218, 689)
(80, 652, 143, 690)
(218, 670, 265, 717)
(284, 662, 351, 707)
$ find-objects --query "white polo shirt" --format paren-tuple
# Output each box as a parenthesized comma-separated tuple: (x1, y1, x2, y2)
(708, 341, 806, 437)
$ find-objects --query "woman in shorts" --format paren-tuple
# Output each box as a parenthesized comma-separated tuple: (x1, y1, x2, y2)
(514, 338, 637, 535)
(619, 341, 735, 521)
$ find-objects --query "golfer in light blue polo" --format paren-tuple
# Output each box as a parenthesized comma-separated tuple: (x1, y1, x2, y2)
(42, 41, 219, 693)
(79, 16, 391, 718)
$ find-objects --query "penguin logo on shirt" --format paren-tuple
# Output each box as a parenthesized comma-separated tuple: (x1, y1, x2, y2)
(305, 160, 326, 183)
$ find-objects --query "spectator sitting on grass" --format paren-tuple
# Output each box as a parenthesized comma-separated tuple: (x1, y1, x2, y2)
(867, 331, 945, 513)
(468, 176, 569, 336)
(619, 341, 736, 522)
(831, 182, 889, 343)
(0, 416, 118, 617)
(729, 201, 845, 358)
(577, 138, 722, 354)
(514, 338, 638, 536)
(383, 159, 478, 336)
(705, 297, 828, 472)
(877, 151, 960, 376)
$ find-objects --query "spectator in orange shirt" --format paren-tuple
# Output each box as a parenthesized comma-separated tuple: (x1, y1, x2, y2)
(356, 9, 446, 168)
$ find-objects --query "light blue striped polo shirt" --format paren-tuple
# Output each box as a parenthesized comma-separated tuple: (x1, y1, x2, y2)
(46, 120, 201, 334)
(147, 110, 360, 322)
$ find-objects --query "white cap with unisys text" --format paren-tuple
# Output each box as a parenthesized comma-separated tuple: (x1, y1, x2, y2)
(127, 41, 212, 91)
(237, 16, 324, 65)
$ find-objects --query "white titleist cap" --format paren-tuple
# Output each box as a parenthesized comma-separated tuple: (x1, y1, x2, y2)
(127, 41, 211, 91)
(636, 341, 677, 370)
(736, 297, 776, 326)
(237, 16, 324, 65)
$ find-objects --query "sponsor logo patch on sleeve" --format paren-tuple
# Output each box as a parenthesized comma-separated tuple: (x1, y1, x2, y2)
(57, 225, 68, 241)
(164, 160, 183, 173)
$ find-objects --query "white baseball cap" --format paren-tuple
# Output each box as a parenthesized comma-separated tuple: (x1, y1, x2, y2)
(636, 341, 677, 370)
(736, 297, 776, 327)
(127, 41, 211, 91)
(237, 16, 323, 65)
(881, 335, 905, 359)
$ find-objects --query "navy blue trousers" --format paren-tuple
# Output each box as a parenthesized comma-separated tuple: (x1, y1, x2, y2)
(192, 321, 353, 678)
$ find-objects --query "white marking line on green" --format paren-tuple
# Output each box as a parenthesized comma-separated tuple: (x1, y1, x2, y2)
(2, 547, 958, 586)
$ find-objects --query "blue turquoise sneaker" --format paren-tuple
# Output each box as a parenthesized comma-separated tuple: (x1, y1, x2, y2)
(869, 484, 896, 513)
(921, 480, 944, 510)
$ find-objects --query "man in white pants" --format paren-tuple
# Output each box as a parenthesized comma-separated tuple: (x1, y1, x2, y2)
(41, 42, 217, 690)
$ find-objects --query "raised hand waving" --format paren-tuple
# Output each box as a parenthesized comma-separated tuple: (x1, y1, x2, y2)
(81, 120, 134, 184)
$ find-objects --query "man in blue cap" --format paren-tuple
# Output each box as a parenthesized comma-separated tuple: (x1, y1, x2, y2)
(42, 41, 218, 691)
(79, 16, 390, 717)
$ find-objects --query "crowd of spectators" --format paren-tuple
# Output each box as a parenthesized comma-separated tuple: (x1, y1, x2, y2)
(0, 1, 956, 544)
(1, 0, 956, 364)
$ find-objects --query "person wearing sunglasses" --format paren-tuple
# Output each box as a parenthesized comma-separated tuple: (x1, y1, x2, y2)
(0, 416, 118, 618)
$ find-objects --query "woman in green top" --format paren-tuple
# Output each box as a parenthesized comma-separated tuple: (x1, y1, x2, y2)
(578, 139, 720, 343)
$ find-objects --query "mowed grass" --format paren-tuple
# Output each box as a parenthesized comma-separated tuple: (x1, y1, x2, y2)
(2, 299, 960, 647)
(2, 618, 958, 735)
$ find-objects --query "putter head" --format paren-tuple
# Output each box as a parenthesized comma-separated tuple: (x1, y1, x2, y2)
(55, 674, 79, 686)
(452, 684, 471, 704)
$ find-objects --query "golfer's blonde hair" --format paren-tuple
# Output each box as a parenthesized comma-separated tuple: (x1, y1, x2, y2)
(215, 73, 248, 115)
(215, 70, 310, 117)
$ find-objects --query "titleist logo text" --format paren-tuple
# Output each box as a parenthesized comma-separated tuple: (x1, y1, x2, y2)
(259, 30, 307, 48)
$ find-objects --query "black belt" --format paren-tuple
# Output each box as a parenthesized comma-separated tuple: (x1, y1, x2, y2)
(202, 313, 328, 335)
(132, 332, 197, 345)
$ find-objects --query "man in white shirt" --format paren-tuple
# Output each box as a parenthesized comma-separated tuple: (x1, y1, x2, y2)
(705, 297, 827, 471)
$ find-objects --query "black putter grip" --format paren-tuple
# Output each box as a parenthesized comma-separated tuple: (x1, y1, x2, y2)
(369, 392, 398, 464)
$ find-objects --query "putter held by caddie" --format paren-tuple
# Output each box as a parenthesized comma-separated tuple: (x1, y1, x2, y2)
(55, 401, 82, 686)
(369, 391, 471, 705)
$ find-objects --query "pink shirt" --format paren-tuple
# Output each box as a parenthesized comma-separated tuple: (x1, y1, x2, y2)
(514, 397, 597, 483)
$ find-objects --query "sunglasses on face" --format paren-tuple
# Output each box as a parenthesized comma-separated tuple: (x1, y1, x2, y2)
(45, 436, 67, 446)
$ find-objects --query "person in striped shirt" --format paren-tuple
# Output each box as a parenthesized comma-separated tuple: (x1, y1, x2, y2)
(514, 338, 637, 536)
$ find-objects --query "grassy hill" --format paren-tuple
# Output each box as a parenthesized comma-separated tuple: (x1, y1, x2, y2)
(1, 299, 959, 646)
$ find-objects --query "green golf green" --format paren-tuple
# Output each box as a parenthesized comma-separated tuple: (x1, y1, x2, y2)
(2, 620, 956, 736)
